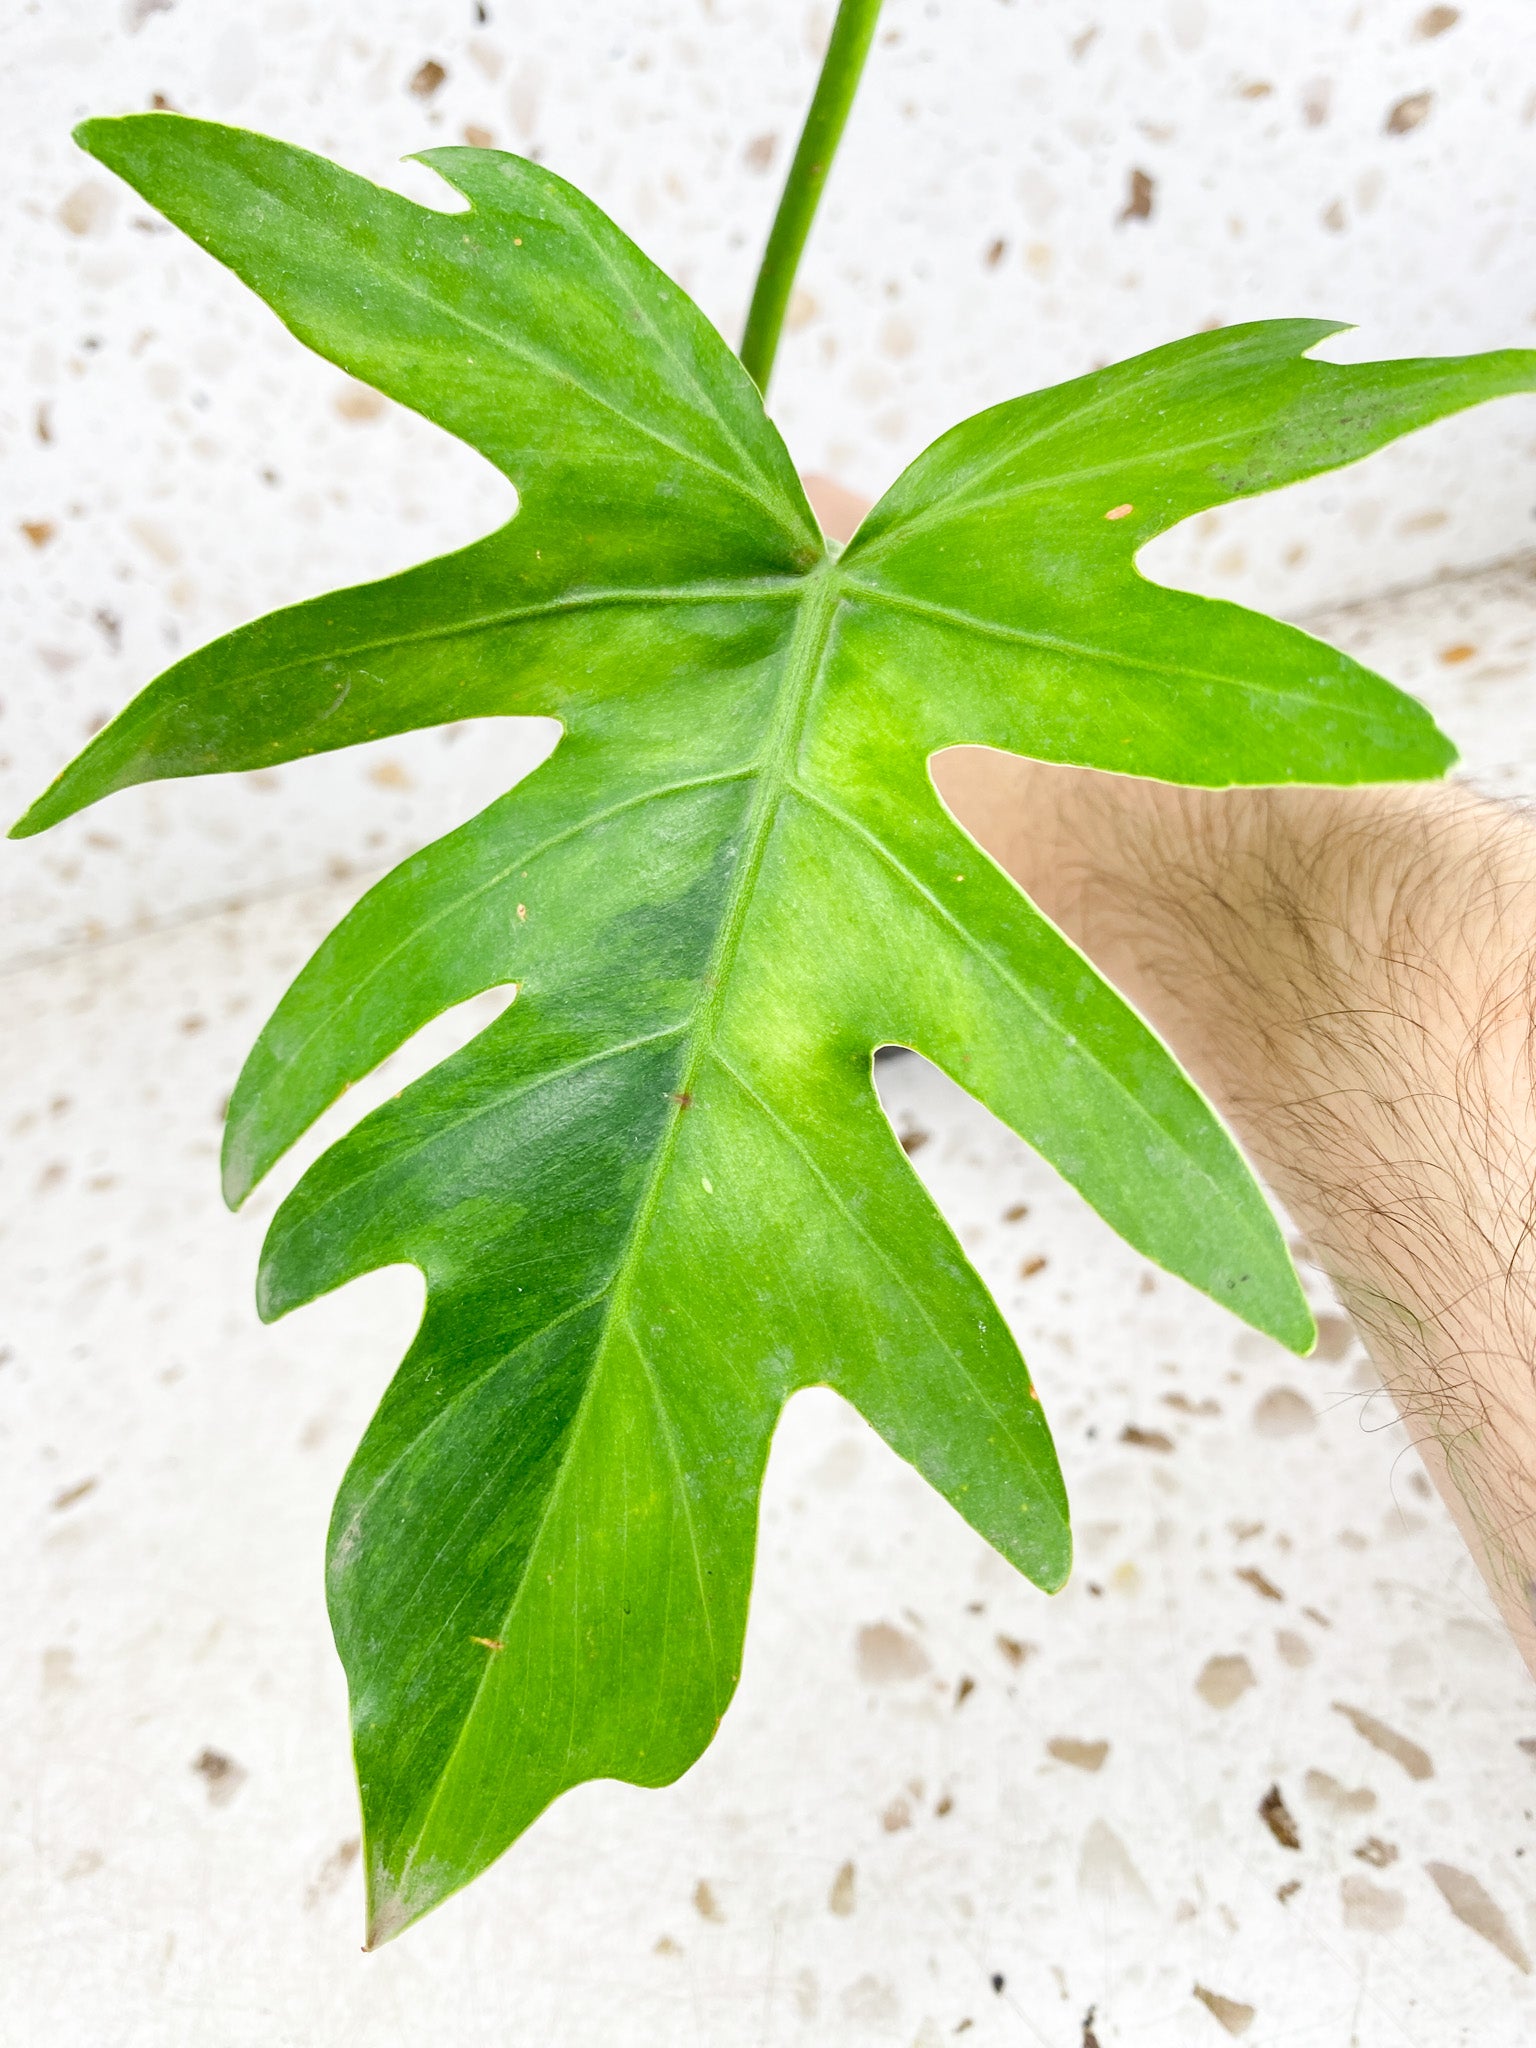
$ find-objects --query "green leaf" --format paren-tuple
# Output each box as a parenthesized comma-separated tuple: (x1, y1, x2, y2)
(16, 114, 1535, 1942)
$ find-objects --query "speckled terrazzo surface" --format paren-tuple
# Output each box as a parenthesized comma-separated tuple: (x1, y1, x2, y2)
(6, 3, 1536, 2042)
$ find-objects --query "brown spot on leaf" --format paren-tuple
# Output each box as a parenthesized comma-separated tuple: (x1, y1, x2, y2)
(1192, 1984, 1255, 2036)
(1332, 1702, 1433, 1780)
(1425, 1862, 1531, 1972)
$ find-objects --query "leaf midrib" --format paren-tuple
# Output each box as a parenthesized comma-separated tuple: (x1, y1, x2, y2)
(385, 565, 843, 1882)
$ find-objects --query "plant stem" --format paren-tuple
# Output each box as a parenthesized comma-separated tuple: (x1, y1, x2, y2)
(739, 0, 885, 398)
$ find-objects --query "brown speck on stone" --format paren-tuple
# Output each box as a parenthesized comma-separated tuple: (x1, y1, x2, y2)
(1019, 1255, 1048, 1279)
(1425, 1863, 1530, 1972)
(1081, 2007, 1102, 2048)
(880, 1797, 911, 1833)
(1003, 1202, 1029, 1222)
(954, 1675, 976, 1708)
(1259, 1783, 1301, 1850)
(410, 59, 448, 97)
(1341, 1873, 1405, 1933)
(743, 132, 778, 172)
(692, 1878, 723, 1922)
(1120, 1424, 1174, 1452)
(1236, 1565, 1284, 1602)
(856, 1621, 931, 1684)
(1196, 1654, 1257, 1709)
(1415, 5, 1460, 37)
(20, 520, 55, 548)
(1238, 81, 1274, 99)
(463, 124, 494, 148)
(1253, 1386, 1315, 1438)
(1302, 79, 1332, 127)
(1304, 1768, 1377, 1817)
(1438, 642, 1477, 664)
(1047, 1736, 1109, 1772)
(1385, 91, 1433, 135)
(1193, 1984, 1255, 2036)
(1332, 1701, 1433, 1781)
(1312, 1311, 1354, 1359)
(995, 1634, 1035, 1668)
(1275, 1629, 1312, 1669)
(1119, 167, 1154, 223)
(654, 1934, 681, 1955)
(304, 1835, 360, 1910)
(335, 381, 386, 423)
(1164, 1392, 1221, 1416)
(984, 236, 1007, 267)
(1276, 1879, 1301, 1904)
(192, 1747, 246, 1807)
(51, 1476, 98, 1512)
(828, 1860, 856, 1916)
(935, 1792, 954, 1817)
(1354, 1836, 1399, 1868)
(899, 1128, 929, 1154)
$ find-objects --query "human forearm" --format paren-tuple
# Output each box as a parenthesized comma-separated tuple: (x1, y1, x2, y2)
(938, 752, 1536, 1672)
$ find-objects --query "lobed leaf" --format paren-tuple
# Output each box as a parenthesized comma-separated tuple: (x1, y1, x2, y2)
(16, 113, 1536, 1942)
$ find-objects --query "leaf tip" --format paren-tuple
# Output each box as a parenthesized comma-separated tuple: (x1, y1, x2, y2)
(363, 1847, 461, 1948)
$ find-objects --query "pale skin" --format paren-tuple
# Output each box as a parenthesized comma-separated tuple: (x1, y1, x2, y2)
(806, 475, 1536, 1678)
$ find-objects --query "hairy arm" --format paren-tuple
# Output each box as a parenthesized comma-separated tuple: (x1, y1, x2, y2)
(937, 751, 1536, 1676)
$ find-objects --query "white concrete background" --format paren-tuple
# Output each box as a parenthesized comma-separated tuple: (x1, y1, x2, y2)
(6, 0, 1536, 2041)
